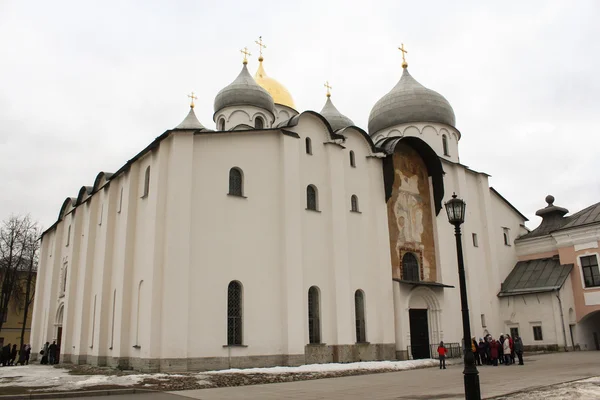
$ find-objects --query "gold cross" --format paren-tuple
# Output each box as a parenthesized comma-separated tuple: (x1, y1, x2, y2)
(255, 36, 267, 60)
(187, 92, 198, 109)
(398, 43, 408, 68)
(324, 81, 332, 97)
(240, 47, 251, 64)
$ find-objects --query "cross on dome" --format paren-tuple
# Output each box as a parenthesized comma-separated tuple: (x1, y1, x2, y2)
(187, 92, 198, 109)
(398, 43, 408, 68)
(240, 47, 251, 64)
(255, 36, 267, 61)
(324, 81, 332, 98)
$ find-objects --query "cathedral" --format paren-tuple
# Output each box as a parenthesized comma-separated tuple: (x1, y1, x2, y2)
(30, 41, 599, 372)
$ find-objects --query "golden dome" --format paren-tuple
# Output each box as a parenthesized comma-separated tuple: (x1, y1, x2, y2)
(254, 59, 296, 110)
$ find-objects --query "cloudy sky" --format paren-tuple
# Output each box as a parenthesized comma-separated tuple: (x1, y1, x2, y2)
(1, 0, 598, 230)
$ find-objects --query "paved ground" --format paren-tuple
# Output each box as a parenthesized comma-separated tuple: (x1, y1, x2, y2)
(64, 352, 600, 400)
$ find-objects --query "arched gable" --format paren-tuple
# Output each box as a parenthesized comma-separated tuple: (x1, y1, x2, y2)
(76, 186, 93, 206)
(93, 172, 114, 192)
(59, 197, 77, 220)
(336, 126, 379, 155)
(280, 111, 345, 142)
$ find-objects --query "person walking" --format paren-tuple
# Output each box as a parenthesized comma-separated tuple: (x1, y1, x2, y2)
(478, 338, 487, 365)
(40, 342, 49, 365)
(9, 344, 18, 365)
(16, 345, 26, 365)
(490, 338, 499, 366)
(437, 341, 447, 369)
(514, 335, 524, 365)
(1, 343, 10, 366)
(509, 334, 515, 364)
(25, 345, 31, 365)
(472, 337, 481, 366)
(48, 341, 57, 365)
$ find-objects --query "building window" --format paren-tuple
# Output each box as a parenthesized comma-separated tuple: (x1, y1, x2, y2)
(510, 327, 520, 339)
(503, 228, 510, 246)
(308, 286, 321, 344)
(62, 266, 68, 293)
(254, 116, 264, 129)
(472, 233, 479, 247)
(481, 314, 486, 328)
(442, 134, 449, 156)
(306, 185, 318, 211)
(402, 252, 420, 282)
(355, 290, 366, 343)
(98, 204, 103, 226)
(228, 168, 244, 197)
(349, 150, 356, 167)
(533, 325, 543, 341)
(66, 225, 71, 247)
(219, 118, 226, 131)
(351, 195, 359, 212)
(118, 187, 123, 213)
(142, 166, 150, 198)
(227, 281, 243, 345)
(305, 137, 312, 155)
(581, 255, 600, 288)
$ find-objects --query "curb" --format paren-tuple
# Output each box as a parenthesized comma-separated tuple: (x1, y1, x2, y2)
(0, 388, 156, 400)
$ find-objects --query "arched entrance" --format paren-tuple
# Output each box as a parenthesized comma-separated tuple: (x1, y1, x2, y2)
(407, 286, 442, 359)
(55, 304, 64, 363)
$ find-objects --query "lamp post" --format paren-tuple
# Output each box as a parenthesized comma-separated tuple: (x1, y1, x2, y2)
(444, 193, 481, 400)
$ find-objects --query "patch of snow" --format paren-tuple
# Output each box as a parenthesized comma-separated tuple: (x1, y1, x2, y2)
(495, 377, 600, 400)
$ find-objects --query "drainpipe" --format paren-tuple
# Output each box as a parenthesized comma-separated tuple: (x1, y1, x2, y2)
(555, 289, 568, 352)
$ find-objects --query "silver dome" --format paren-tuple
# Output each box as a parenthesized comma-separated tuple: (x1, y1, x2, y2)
(368, 68, 455, 135)
(214, 64, 275, 116)
(320, 97, 354, 131)
(175, 107, 205, 130)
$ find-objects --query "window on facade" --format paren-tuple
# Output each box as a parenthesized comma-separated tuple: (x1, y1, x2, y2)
(442, 134, 449, 156)
(66, 225, 71, 247)
(308, 286, 321, 344)
(62, 266, 68, 293)
(402, 253, 420, 282)
(227, 281, 243, 345)
(503, 228, 510, 246)
(510, 327, 520, 339)
(533, 325, 543, 341)
(350, 150, 356, 167)
(142, 166, 150, 198)
(305, 137, 312, 155)
(351, 195, 359, 212)
(581, 255, 600, 288)
(472, 233, 479, 247)
(228, 168, 243, 197)
(98, 204, 103, 226)
(255, 116, 264, 129)
(118, 187, 123, 213)
(481, 314, 486, 328)
(355, 290, 366, 343)
(135, 280, 143, 347)
(219, 118, 226, 131)
(306, 185, 318, 211)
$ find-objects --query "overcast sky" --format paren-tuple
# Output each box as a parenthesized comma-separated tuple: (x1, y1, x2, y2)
(1, 0, 599, 231)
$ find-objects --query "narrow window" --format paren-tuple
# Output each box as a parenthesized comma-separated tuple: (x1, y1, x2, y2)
(442, 134, 449, 156)
(355, 290, 366, 343)
(305, 137, 312, 155)
(255, 116, 264, 129)
(228, 168, 243, 196)
(110, 289, 116, 349)
(472, 233, 479, 247)
(98, 204, 103, 226)
(480, 314, 486, 328)
(349, 150, 356, 167)
(227, 281, 243, 345)
(135, 280, 143, 347)
(306, 185, 318, 211)
(533, 326, 543, 341)
(503, 228, 510, 246)
(401, 253, 419, 282)
(142, 166, 150, 198)
(90, 294, 97, 348)
(219, 118, 226, 131)
(66, 225, 71, 246)
(308, 286, 321, 344)
(510, 327, 519, 339)
(581, 255, 600, 288)
(118, 187, 123, 213)
(62, 265, 68, 293)
(351, 195, 359, 212)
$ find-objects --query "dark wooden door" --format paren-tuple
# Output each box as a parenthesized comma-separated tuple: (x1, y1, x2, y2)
(56, 327, 62, 364)
(409, 309, 430, 359)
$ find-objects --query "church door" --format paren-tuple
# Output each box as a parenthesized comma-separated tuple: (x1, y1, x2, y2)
(409, 309, 430, 359)
(56, 326, 62, 364)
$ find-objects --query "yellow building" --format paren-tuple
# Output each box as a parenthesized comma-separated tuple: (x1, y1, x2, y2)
(0, 273, 35, 349)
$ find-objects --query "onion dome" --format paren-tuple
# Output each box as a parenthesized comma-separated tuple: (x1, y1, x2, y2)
(254, 58, 296, 110)
(368, 67, 456, 135)
(320, 95, 354, 131)
(214, 63, 275, 116)
(175, 106, 205, 130)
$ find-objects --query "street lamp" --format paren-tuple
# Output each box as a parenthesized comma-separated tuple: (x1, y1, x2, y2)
(445, 193, 481, 400)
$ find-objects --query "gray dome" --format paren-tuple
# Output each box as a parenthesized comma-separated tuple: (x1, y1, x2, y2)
(368, 68, 455, 135)
(214, 64, 275, 116)
(320, 97, 354, 131)
(175, 107, 205, 130)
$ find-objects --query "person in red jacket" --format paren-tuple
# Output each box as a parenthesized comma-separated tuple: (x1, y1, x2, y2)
(490, 338, 499, 366)
(437, 341, 447, 369)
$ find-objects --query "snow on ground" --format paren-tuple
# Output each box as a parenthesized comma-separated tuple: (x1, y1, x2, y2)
(0, 365, 182, 391)
(206, 358, 441, 374)
(494, 377, 600, 400)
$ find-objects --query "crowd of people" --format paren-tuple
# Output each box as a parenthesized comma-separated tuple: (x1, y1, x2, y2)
(39, 341, 59, 365)
(437, 333, 525, 369)
(0, 343, 32, 366)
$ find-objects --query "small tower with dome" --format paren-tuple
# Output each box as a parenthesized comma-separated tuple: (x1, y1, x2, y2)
(319, 81, 354, 131)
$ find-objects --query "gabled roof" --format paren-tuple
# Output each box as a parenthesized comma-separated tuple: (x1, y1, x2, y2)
(561, 201, 600, 230)
(498, 256, 572, 297)
(490, 187, 528, 222)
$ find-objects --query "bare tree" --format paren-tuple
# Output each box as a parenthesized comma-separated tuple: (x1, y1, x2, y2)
(0, 215, 39, 348)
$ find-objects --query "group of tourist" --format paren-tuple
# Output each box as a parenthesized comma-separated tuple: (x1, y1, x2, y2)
(437, 333, 525, 369)
(39, 341, 59, 365)
(0, 343, 31, 366)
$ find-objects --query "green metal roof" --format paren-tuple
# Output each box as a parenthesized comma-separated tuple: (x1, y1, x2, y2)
(498, 257, 572, 297)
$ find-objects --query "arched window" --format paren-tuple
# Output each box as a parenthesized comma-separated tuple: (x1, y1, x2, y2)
(229, 168, 243, 196)
(66, 225, 71, 246)
(442, 135, 449, 156)
(349, 150, 356, 167)
(308, 286, 321, 344)
(142, 166, 150, 198)
(62, 265, 68, 293)
(219, 118, 226, 131)
(255, 116, 264, 129)
(355, 290, 366, 343)
(351, 195, 359, 212)
(305, 137, 312, 155)
(402, 253, 420, 282)
(306, 185, 318, 211)
(227, 281, 243, 345)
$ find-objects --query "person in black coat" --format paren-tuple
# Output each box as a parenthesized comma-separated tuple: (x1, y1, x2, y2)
(9, 344, 18, 365)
